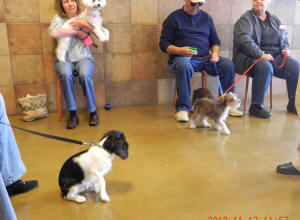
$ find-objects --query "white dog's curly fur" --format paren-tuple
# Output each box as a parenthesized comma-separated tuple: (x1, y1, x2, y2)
(188, 92, 241, 135)
(58, 130, 129, 203)
(56, 0, 109, 62)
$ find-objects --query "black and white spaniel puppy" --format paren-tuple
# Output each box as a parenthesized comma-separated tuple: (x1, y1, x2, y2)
(58, 130, 129, 203)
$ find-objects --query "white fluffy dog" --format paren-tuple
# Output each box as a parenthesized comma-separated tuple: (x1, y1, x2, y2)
(56, 0, 109, 62)
(58, 130, 129, 203)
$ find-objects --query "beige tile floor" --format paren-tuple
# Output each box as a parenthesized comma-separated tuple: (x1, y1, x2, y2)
(8, 97, 300, 220)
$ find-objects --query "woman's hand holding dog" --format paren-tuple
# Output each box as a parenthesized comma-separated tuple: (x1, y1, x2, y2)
(70, 18, 93, 32)
(70, 18, 94, 38)
(75, 30, 89, 40)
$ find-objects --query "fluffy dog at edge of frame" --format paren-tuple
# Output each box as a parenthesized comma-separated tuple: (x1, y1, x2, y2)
(56, 0, 109, 62)
(58, 130, 129, 203)
(188, 92, 241, 135)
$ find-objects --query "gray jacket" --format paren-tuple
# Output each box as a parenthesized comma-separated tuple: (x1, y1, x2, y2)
(233, 10, 289, 74)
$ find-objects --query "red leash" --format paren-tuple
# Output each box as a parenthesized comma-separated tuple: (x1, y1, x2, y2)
(223, 51, 288, 95)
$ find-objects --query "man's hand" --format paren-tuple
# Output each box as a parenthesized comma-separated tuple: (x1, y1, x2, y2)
(261, 54, 274, 61)
(180, 47, 198, 57)
(210, 52, 219, 62)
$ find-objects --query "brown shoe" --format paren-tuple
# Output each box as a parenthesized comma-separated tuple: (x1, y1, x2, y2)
(67, 117, 79, 129)
(89, 114, 99, 126)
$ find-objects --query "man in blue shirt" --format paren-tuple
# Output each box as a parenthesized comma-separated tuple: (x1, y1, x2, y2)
(160, 0, 242, 122)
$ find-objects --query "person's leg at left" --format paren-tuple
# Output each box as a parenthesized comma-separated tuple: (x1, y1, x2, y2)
(0, 174, 17, 220)
(273, 54, 300, 115)
(75, 58, 99, 126)
(0, 93, 38, 196)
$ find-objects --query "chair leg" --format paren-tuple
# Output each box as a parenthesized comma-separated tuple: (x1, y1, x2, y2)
(57, 79, 62, 121)
(202, 72, 207, 88)
(243, 75, 250, 112)
(270, 79, 272, 111)
(172, 87, 177, 113)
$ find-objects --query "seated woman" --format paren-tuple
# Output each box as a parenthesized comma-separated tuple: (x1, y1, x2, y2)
(49, 0, 99, 129)
(233, 0, 299, 118)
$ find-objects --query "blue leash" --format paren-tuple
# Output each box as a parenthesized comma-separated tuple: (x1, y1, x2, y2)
(212, 62, 223, 95)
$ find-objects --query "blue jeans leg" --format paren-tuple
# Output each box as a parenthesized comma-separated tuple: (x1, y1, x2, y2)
(74, 58, 96, 113)
(172, 57, 194, 112)
(0, 93, 26, 186)
(250, 60, 273, 105)
(202, 56, 235, 93)
(55, 60, 77, 111)
(273, 55, 300, 103)
(0, 174, 17, 220)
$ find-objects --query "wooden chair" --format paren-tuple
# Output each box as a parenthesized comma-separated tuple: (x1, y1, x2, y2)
(243, 74, 272, 112)
(172, 71, 207, 113)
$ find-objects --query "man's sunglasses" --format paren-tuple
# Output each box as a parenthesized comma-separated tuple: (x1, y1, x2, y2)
(190, 2, 204, 7)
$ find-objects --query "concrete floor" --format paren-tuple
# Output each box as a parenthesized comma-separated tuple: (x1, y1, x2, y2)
(9, 97, 300, 220)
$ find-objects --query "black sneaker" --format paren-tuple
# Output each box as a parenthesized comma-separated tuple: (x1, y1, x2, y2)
(249, 104, 271, 119)
(6, 180, 39, 197)
(287, 102, 297, 115)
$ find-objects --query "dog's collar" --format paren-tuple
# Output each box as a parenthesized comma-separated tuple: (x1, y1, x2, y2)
(88, 13, 96, 18)
(81, 137, 107, 148)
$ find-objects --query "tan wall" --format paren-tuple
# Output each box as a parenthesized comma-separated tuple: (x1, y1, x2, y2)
(1, 0, 300, 115)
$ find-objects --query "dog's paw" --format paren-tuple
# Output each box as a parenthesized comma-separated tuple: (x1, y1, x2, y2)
(222, 129, 231, 135)
(203, 123, 211, 128)
(99, 35, 107, 42)
(188, 123, 196, 129)
(100, 193, 110, 202)
(66, 195, 86, 203)
(206, 124, 211, 128)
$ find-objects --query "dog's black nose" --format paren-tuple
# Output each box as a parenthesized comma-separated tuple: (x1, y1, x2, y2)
(98, 4, 101, 7)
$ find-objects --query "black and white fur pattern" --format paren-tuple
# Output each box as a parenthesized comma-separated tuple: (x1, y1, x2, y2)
(188, 92, 241, 135)
(58, 130, 129, 203)
(56, 0, 109, 62)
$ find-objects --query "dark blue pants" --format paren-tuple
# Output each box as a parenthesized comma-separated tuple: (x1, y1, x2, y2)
(170, 56, 234, 112)
(249, 54, 299, 105)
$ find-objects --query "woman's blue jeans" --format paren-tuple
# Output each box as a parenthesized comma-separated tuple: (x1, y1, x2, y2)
(0, 93, 26, 186)
(0, 174, 17, 220)
(249, 54, 300, 105)
(55, 58, 96, 113)
(171, 56, 234, 112)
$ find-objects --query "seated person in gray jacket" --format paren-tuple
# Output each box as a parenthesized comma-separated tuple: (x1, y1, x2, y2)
(233, 0, 299, 119)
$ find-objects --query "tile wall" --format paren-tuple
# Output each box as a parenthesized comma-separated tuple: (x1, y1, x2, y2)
(1, 0, 300, 115)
